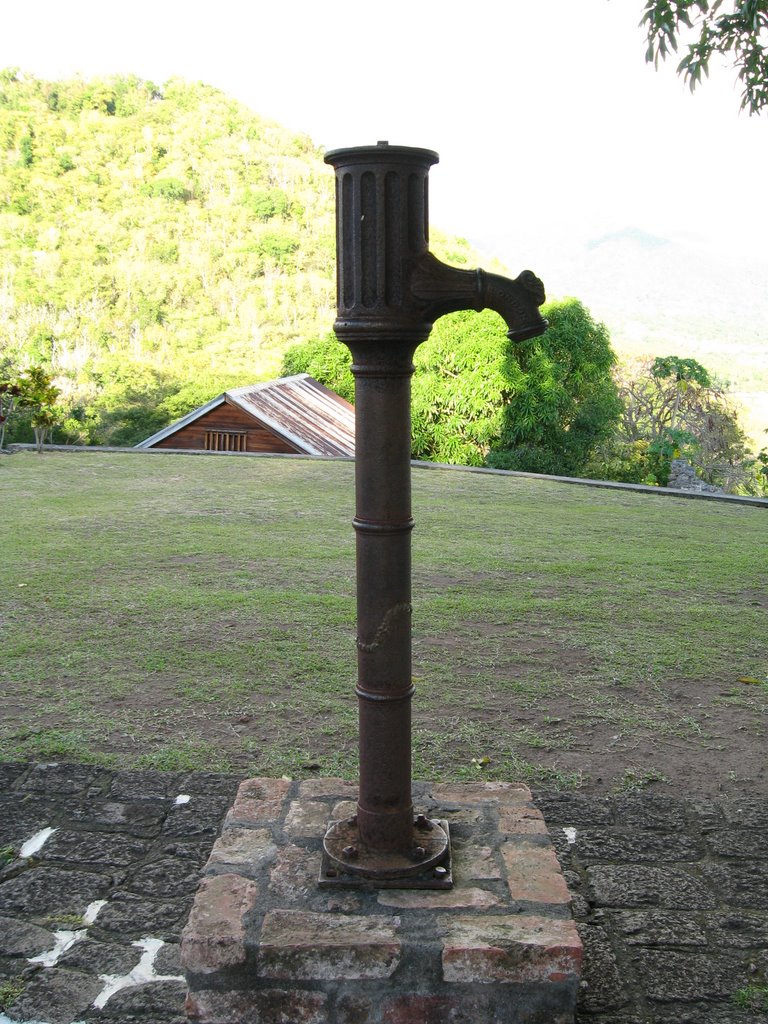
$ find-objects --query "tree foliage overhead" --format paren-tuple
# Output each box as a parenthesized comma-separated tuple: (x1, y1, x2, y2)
(283, 298, 621, 477)
(642, 0, 768, 114)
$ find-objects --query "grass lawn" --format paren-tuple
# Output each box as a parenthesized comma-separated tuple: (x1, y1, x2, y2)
(1, 450, 765, 794)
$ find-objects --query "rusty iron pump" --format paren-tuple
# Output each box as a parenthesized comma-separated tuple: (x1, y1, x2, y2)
(319, 143, 547, 888)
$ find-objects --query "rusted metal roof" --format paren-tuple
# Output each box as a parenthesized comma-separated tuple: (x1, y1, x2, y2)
(228, 375, 354, 456)
(136, 374, 355, 456)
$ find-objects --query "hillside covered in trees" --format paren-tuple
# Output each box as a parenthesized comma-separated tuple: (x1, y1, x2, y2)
(0, 70, 478, 445)
(0, 70, 343, 442)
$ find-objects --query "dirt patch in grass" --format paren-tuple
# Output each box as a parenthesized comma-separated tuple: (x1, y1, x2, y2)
(492, 680, 768, 797)
(730, 588, 768, 609)
(2, 648, 765, 797)
(411, 624, 767, 796)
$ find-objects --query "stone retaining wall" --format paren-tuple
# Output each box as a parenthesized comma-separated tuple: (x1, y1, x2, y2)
(667, 458, 724, 495)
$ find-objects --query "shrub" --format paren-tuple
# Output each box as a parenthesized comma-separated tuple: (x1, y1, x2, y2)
(282, 297, 620, 477)
(244, 187, 291, 222)
(141, 177, 189, 202)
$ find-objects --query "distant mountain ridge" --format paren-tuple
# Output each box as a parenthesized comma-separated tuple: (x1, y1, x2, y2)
(585, 227, 671, 252)
(493, 226, 768, 449)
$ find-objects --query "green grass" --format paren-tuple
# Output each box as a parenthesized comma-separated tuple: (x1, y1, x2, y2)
(733, 984, 768, 1013)
(613, 766, 671, 793)
(1, 450, 765, 792)
(0, 977, 25, 1011)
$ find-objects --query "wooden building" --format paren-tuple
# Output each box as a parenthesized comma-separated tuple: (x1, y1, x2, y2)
(136, 374, 355, 456)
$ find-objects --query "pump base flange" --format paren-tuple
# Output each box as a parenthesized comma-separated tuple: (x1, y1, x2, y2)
(319, 817, 452, 890)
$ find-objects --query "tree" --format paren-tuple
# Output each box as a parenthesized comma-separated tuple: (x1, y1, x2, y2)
(20, 367, 61, 452)
(282, 335, 355, 403)
(642, 0, 768, 114)
(651, 355, 713, 428)
(408, 310, 518, 467)
(243, 188, 294, 222)
(0, 365, 61, 452)
(84, 358, 182, 447)
(483, 299, 622, 475)
(0, 374, 22, 450)
(609, 355, 762, 491)
(283, 297, 621, 476)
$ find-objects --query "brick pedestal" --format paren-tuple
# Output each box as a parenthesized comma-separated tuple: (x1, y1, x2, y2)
(181, 778, 582, 1024)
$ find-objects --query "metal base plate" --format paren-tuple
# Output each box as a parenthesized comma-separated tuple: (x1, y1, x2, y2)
(318, 818, 452, 890)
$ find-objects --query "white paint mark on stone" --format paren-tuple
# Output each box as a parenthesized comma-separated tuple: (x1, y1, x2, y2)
(563, 826, 578, 845)
(83, 899, 107, 925)
(19, 827, 57, 858)
(25, 899, 107, 970)
(28, 929, 85, 967)
(174, 794, 191, 805)
(92, 936, 183, 1009)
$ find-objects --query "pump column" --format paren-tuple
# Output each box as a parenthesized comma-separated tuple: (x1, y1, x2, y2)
(321, 143, 450, 881)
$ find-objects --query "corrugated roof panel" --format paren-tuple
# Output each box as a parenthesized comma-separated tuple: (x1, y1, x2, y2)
(230, 375, 355, 457)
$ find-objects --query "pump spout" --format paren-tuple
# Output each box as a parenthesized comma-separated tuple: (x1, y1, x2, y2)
(409, 252, 548, 342)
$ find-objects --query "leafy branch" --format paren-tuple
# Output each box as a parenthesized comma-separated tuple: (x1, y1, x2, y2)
(641, 0, 768, 114)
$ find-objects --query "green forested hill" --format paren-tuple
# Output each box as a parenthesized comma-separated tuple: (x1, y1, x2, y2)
(0, 70, 340, 442)
(0, 70, 481, 444)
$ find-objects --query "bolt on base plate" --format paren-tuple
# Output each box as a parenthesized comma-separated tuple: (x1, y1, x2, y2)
(319, 817, 452, 890)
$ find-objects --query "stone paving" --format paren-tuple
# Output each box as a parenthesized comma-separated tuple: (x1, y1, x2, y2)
(0, 762, 239, 1024)
(0, 762, 766, 1023)
(535, 789, 768, 1024)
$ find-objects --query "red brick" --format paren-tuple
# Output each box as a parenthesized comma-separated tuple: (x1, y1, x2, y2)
(181, 873, 258, 975)
(258, 909, 401, 980)
(430, 781, 531, 804)
(268, 843, 321, 902)
(331, 799, 358, 820)
(225, 777, 290, 826)
(298, 777, 358, 799)
(205, 827, 277, 872)
(186, 987, 327, 1023)
(283, 799, 330, 838)
(442, 913, 583, 984)
(453, 844, 502, 881)
(377, 887, 501, 910)
(382, 994, 478, 1023)
(498, 804, 548, 836)
(501, 840, 571, 905)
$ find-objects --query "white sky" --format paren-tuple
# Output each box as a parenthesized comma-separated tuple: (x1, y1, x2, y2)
(1, 0, 766, 266)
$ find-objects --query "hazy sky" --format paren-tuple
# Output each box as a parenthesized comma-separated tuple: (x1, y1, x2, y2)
(1, 0, 766, 267)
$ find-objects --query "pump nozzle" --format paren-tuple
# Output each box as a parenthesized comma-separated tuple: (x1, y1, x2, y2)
(409, 252, 548, 342)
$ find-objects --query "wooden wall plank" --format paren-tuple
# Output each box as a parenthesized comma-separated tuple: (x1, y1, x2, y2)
(152, 403, 300, 453)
